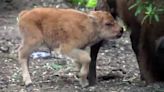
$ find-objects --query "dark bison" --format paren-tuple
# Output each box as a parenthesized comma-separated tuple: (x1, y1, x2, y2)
(88, 0, 164, 85)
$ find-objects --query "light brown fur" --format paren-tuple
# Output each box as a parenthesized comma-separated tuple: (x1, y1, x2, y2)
(18, 8, 123, 87)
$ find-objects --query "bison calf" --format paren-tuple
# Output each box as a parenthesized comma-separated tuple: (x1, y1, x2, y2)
(18, 8, 123, 87)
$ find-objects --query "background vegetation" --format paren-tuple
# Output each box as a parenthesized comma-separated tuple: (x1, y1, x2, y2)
(129, 0, 164, 24)
(70, 0, 164, 24)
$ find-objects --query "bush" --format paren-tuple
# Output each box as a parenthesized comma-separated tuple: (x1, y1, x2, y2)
(129, 0, 164, 24)
(69, 0, 97, 8)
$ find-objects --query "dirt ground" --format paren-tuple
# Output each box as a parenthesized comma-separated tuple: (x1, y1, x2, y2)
(0, 1, 164, 92)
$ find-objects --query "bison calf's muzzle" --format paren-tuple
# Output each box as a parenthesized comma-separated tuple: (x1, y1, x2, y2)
(17, 8, 122, 87)
(116, 27, 123, 38)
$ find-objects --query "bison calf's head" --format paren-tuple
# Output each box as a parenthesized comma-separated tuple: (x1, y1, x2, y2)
(90, 11, 123, 39)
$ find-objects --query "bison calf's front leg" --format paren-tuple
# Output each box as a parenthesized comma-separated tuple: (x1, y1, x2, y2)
(68, 49, 91, 87)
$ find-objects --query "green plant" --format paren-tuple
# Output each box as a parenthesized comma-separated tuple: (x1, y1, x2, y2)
(129, 0, 164, 24)
(71, 0, 97, 8)
(44, 63, 63, 70)
(86, 0, 97, 8)
(71, 0, 87, 6)
(50, 63, 63, 70)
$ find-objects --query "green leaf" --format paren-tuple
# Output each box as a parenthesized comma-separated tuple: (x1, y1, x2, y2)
(145, 4, 155, 16)
(129, 0, 141, 10)
(129, 0, 162, 23)
(129, 3, 138, 10)
(146, 4, 153, 13)
(135, 5, 144, 16)
(136, 0, 141, 3)
(86, 0, 97, 8)
(51, 64, 62, 70)
(158, 9, 164, 12)
(141, 15, 149, 24)
(149, 15, 153, 24)
(154, 14, 159, 22)
(71, 0, 86, 6)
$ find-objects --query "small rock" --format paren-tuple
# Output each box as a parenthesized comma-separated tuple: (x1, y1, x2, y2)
(88, 86, 96, 91)
(0, 46, 9, 53)
(31, 51, 51, 59)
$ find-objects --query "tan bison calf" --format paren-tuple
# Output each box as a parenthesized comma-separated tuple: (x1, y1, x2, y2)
(18, 8, 123, 87)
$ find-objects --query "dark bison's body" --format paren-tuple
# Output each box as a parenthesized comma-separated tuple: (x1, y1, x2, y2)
(88, 0, 164, 85)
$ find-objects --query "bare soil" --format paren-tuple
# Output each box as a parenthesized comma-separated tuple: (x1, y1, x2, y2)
(0, 3, 164, 92)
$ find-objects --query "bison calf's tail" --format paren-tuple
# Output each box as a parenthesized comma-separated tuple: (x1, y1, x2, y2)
(17, 10, 29, 23)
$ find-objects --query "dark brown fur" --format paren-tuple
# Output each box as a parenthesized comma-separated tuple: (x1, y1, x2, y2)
(92, 0, 164, 84)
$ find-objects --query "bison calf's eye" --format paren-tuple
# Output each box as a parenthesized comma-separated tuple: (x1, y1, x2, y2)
(105, 22, 113, 26)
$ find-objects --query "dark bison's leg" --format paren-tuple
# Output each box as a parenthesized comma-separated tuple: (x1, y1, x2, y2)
(130, 27, 145, 80)
(152, 37, 164, 81)
(137, 30, 163, 83)
(88, 41, 103, 86)
(138, 46, 153, 83)
(137, 41, 164, 83)
(130, 28, 141, 56)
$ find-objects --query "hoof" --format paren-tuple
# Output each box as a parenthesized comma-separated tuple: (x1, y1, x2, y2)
(79, 79, 89, 88)
(25, 83, 34, 92)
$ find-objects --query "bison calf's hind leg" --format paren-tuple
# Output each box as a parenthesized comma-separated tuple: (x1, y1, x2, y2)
(18, 36, 42, 86)
(68, 49, 91, 87)
(18, 40, 40, 85)
(18, 44, 32, 86)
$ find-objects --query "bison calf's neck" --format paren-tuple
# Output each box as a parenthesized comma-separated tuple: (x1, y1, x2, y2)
(18, 8, 123, 87)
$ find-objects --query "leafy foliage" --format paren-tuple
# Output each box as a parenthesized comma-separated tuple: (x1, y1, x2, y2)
(71, 0, 87, 6)
(70, 0, 97, 8)
(129, 0, 164, 24)
(86, 0, 97, 8)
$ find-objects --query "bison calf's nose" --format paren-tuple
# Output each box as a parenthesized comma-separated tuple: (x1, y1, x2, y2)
(116, 27, 123, 38)
(120, 28, 123, 34)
